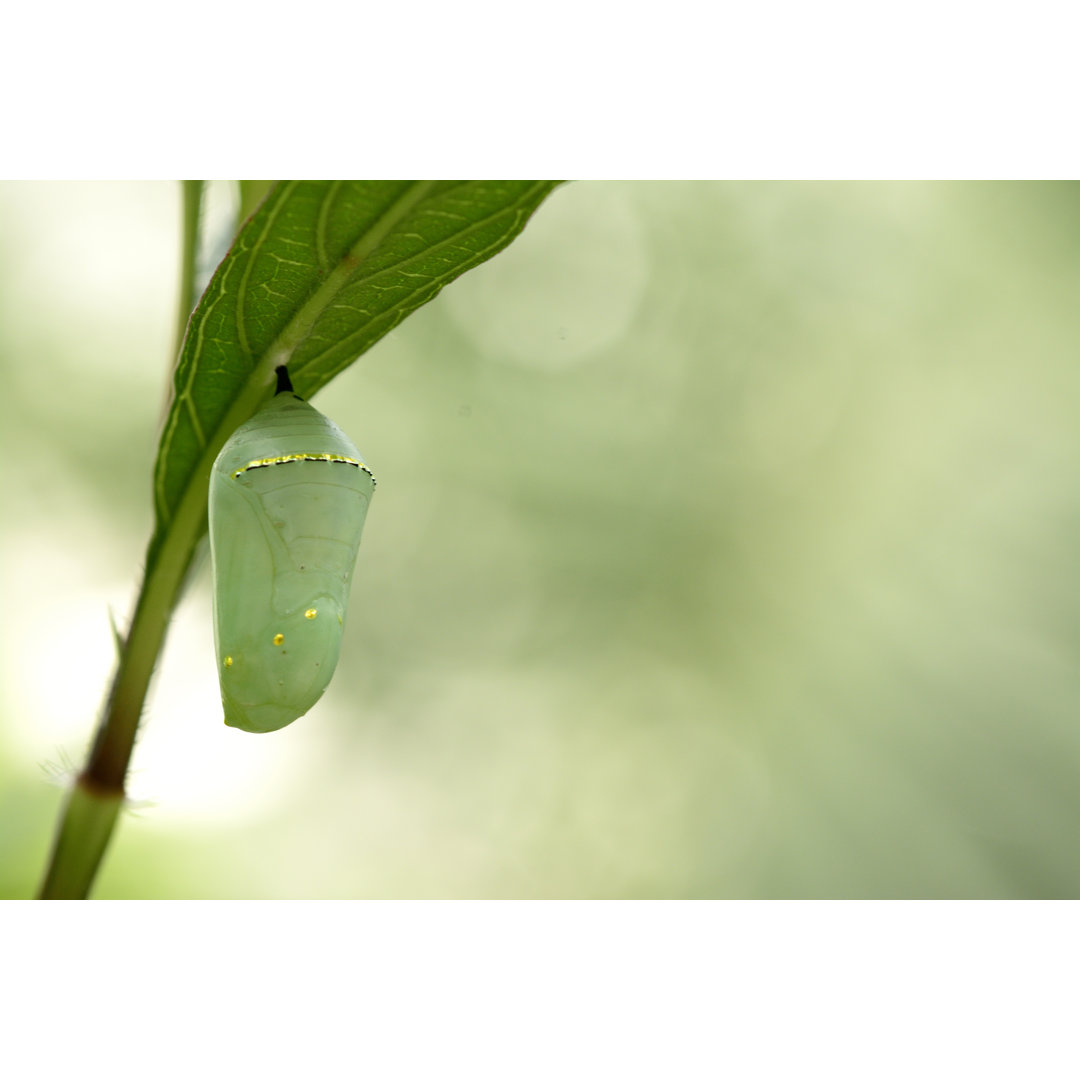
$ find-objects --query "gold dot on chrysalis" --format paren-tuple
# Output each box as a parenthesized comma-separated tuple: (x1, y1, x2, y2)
(337, 614, 343, 625)
(273, 633, 285, 646)
(305, 608, 317, 620)
(224, 656, 233, 668)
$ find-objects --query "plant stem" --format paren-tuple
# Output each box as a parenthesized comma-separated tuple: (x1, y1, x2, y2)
(37, 183, 207, 899)
(37, 780, 125, 900)
(173, 181, 203, 366)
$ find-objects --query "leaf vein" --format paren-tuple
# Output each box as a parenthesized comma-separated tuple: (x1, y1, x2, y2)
(235, 182, 297, 358)
(314, 181, 342, 274)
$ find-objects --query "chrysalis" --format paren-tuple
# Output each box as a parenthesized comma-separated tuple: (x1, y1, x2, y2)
(208, 366, 375, 733)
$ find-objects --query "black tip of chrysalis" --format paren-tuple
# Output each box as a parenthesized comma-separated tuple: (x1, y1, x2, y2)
(275, 365, 294, 395)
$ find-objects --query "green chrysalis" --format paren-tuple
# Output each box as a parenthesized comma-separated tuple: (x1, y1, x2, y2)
(208, 366, 375, 733)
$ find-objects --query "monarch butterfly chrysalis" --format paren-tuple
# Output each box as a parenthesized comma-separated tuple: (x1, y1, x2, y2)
(208, 366, 375, 733)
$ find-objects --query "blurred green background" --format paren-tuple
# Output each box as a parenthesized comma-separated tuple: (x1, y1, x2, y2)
(1, 181, 1077, 898)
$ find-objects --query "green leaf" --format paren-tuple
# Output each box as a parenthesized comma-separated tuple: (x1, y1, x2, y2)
(149, 180, 560, 566)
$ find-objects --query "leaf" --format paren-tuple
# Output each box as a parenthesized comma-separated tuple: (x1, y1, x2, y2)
(107, 606, 125, 658)
(148, 180, 560, 566)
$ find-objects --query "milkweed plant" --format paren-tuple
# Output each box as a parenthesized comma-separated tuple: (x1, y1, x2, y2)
(37, 180, 560, 899)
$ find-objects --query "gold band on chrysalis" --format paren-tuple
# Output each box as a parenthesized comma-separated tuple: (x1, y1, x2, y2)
(232, 453, 375, 485)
